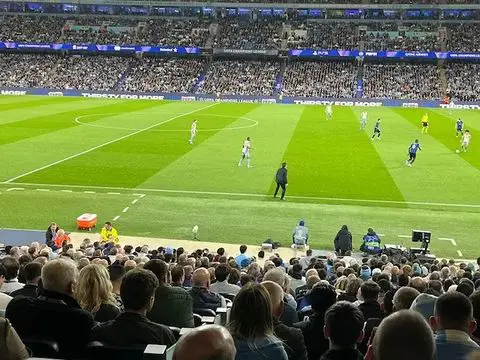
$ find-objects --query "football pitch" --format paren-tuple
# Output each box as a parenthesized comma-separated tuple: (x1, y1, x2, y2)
(0, 95, 479, 259)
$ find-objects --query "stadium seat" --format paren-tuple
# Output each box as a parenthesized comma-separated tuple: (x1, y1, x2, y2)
(86, 341, 166, 360)
(193, 308, 216, 317)
(219, 293, 235, 301)
(23, 339, 60, 358)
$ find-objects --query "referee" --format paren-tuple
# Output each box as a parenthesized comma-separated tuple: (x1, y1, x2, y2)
(274, 162, 288, 200)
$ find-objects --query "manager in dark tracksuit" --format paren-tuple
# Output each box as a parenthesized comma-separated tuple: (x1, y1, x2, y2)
(274, 162, 288, 200)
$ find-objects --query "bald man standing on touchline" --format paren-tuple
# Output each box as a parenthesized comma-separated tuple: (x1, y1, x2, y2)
(173, 325, 236, 360)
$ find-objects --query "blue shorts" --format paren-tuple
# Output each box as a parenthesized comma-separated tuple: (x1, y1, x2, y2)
(409, 152, 417, 159)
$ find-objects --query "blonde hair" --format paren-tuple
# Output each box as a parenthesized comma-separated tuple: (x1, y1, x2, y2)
(75, 264, 116, 313)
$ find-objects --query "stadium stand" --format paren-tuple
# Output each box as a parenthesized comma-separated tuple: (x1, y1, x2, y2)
(445, 63, 480, 102)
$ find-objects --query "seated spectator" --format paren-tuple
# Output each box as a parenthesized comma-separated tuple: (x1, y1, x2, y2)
(367, 310, 435, 360)
(144, 259, 194, 328)
(1, 257, 24, 294)
(321, 301, 364, 360)
(358, 281, 383, 320)
(334, 225, 353, 256)
(173, 324, 236, 360)
(360, 228, 382, 255)
(338, 278, 362, 303)
(295, 269, 319, 299)
(6, 259, 94, 357)
(263, 281, 308, 360)
(410, 293, 437, 321)
(0, 317, 29, 359)
(0, 264, 12, 316)
(188, 268, 226, 312)
(293, 220, 309, 247)
(299, 249, 313, 270)
(210, 264, 241, 296)
(54, 229, 70, 249)
(170, 265, 185, 287)
(393, 287, 420, 311)
(263, 268, 298, 326)
(288, 264, 306, 292)
(100, 222, 119, 244)
(108, 264, 125, 311)
(229, 283, 288, 360)
(75, 264, 120, 322)
(10, 262, 42, 298)
(294, 283, 337, 360)
(410, 277, 427, 293)
(92, 269, 175, 347)
(45, 222, 59, 247)
(235, 245, 249, 268)
(431, 292, 480, 360)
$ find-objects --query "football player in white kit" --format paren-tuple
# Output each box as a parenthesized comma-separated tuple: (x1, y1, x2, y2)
(325, 105, 333, 120)
(189, 119, 197, 144)
(461, 130, 471, 152)
(360, 111, 368, 130)
(238, 137, 252, 168)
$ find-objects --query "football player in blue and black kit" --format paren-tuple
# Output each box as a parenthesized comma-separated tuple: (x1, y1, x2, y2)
(456, 118, 464, 138)
(405, 139, 421, 167)
(371, 119, 381, 140)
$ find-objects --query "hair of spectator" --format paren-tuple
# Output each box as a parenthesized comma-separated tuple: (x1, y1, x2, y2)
(263, 268, 288, 290)
(120, 269, 159, 312)
(239, 245, 247, 254)
(75, 264, 116, 313)
(23, 262, 43, 283)
(393, 287, 420, 311)
(310, 282, 337, 314)
(324, 301, 364, 348)
(2, 256, 20, 280)
(144, 259, 168, 284)
(41, 258, 78, 294)
(433, 292, 475, 332)
(361, 281, 381, 301)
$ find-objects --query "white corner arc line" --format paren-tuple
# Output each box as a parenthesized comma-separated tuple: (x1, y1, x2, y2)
(457, 250, 463, 257)
(113, 215, 120, 221)
(4, 103, 217, 183)
(438, 237, 457, 246)
(2, 181, 480, 209)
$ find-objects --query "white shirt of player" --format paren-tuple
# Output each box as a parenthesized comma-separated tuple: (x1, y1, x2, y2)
(191, 121, 197, 135)
(242, 139, 251, 156)
(462, 132, 471, 145)
(326, 105, 333, 115)
(361, 111, 367, 122)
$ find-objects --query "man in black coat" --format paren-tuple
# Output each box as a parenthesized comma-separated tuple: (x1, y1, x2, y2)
(334, 225, 353, 256)
(263, 281, 308, 360)
(274, 162, 288, 200)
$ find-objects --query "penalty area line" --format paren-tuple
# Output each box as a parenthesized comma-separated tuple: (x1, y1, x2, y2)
(3, 103, 217, 184)
(1, 181, 480, 209)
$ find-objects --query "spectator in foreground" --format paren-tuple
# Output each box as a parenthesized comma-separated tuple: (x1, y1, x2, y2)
(188, 268, 226, 311)
(393, 287, 420, 311)
(173, 325, 236, 360)
(358, 281, 383, 320)
(1, 257, 24, 294)
(321, 301, 364, 360)
(10, 262, 42, 298)
(6, 259, 94, 357)
(75, 264, 120, 322)
(210, 264, 241, 296)
(294, 283, 337, 360)
(0, 264, 13, 316)
(92, 269, 175, 347)
(108, 264, 125, 311)
(262, 281, 308, 360)
(263, 268, 298, 326)
(100, 222, 119, 244)
(334, 225, 352, 255)
(229, 283, 288, 360)
(288, 264, 306, 292)
(144, 259, 194, 328)
(430, 292, 479, 360)
(0, 317, 29, 360)
(367, 310, 434, 360)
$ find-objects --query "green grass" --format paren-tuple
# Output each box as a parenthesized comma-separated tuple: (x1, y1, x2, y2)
(0, 95, 479, 259)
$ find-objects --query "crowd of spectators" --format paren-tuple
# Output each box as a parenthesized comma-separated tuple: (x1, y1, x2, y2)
(197, 60, 280, 96)
(123, 58, 204, 93)
(0, 15, 64, 42)
(287, 22, 359, 50)
(215, 19, 282, 50)
(3, 233, 480, 360)
(282, 61, 357, 98)
(363, 63, 440, 100)
(445, 63, 480, 102)
(446, 24, 480, 53)
(138, 19, 211, 47)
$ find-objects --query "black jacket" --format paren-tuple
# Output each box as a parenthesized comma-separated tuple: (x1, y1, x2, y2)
(280, 301, 299, 327)
(9, 284, 38, 298)
(188, 287, 223, 312)
(320, 349, 364, 360)
(358, 300, 384, 321)
(148, 284, 194, 328)
(274, 320, 308, 360)
(6, 289, 94, 358)
(334, 227, 352, 253)
(276, 167, 288, 184)
(294, 313, 329, 360)
(45, 227, 57, 245)
(93, 303, 121, 323)
(92, 312, 176, 347)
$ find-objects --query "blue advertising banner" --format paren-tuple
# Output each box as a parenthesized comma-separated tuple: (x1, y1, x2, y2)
(289, 49, 480, 60)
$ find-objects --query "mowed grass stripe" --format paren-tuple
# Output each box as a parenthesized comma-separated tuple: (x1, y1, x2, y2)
(0, 96, 82, 112)
(279, 106, 404, 201)
(17, 102, 226, 187)
(140, 104, 304, 193)
(0, 98, 166, 146)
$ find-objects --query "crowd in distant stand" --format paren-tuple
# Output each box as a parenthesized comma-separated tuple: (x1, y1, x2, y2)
(446, 24, 480, 52)
(138, 19, 211, 47)
(197, 60, 280, 96)
(446, 63, 480, 102)
(0, 15, 64, 42)
(363, 63, 440, 100)
(215, 19, 282, 50)
(282, 61, 357, 98)
(123, 58, 203, 93)
(287, 22, 359, 50)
